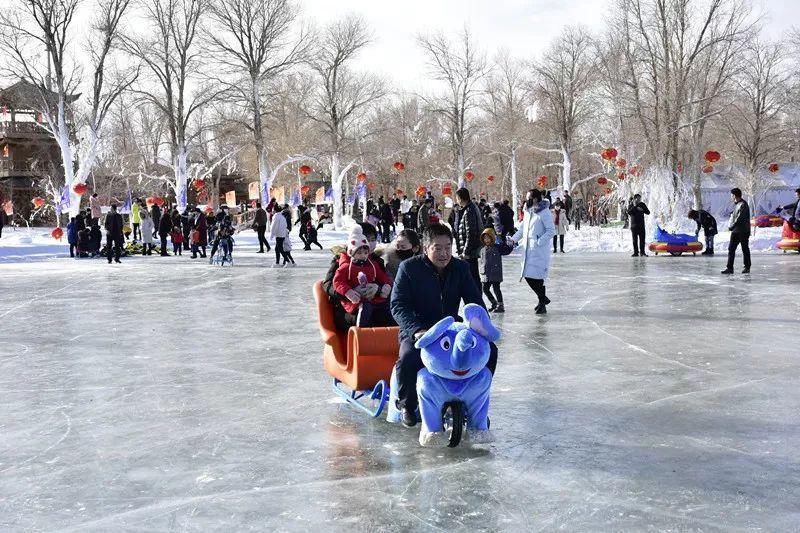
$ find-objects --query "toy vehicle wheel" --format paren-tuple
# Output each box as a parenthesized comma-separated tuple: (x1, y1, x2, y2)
(442, 401, 465, 448)
(669, 251, 683, 257)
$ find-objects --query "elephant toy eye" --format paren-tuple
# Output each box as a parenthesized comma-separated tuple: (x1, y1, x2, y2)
(440, 338, 451, 351)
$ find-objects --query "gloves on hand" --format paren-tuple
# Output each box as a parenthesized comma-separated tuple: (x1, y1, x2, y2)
(345, 289, 361, 304)
(379, 284, 391, 298)
(361, 283, 379, 300)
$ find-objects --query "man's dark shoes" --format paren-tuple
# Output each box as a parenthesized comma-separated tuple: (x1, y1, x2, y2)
(721, 269, 733, 274)
(742, 268, 750, 274)
(631, 253, 639, 257)
(401, 408, 417, 428)
(256, 250, 264, 253)
(535, 304, 547, 315)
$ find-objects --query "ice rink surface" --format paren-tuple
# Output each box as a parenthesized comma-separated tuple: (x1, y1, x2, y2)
(1, 247, 799, 531)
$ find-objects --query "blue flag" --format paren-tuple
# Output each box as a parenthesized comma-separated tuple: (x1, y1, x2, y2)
(121, 189, 132, 214)
(324, 187, 333, 202)
(59, 185, 70, 211)
(289, 189, 301, 207)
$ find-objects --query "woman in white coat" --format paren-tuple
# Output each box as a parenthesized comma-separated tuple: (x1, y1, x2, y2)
(140, 209, 154, 255)
(551, 198, 569, 253)
(509, 189, 556, 314)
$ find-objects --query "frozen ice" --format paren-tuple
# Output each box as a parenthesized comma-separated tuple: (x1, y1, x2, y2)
(1, 238, 799, 530)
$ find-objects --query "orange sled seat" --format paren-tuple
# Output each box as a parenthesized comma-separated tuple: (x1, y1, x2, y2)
(777, 221, 800, 252)
(313, 280, 399, 416)
(648, 241, 703, 256)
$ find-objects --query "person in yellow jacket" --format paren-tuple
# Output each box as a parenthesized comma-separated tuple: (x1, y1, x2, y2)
(131, 199, 141, 242)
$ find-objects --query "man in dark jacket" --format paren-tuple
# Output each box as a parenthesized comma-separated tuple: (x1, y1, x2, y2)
(0, 207, 5, 239)
(104, 203, 124, 263)
(322, 222, 390, 331)
(150, 204, 161, 238)
(253, 202, 270, 253)
(563, 191, 574, 224)
(688, 209, 718, 255)
(158, 210, 173, 256)
(775, 188, 800, 230)
(627, 193, 651, 257)
(722, 188, 751, 274)
(416, 198, 432, 233)
(454, 188, 483, 290)
(498, 200, 515, 239)
(295, 205, 312, 249)
(390, 223, 497, 427)
(379, 200, 394, 243)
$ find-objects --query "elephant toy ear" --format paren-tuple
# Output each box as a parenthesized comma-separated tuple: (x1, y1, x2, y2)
(463, 304, 500, 342)
(414, 316, 456, 349)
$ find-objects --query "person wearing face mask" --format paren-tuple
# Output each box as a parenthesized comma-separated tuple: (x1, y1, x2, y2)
(508, 189, 556, 314)
(390, 223, 497, 427)
(322, 222, 390, 332)
(384, 229, 421, 279)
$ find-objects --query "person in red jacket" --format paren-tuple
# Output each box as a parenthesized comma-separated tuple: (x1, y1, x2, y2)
(333, 226, 395, 327)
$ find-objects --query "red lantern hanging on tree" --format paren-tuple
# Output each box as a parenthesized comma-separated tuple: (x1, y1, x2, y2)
(193, 179, 205, 190)
(464, 170, 475, 182)
(702, 164, 714, 174)
(72, 183, 88, 195)
(616, 172, 626, 181)
(768, 163, 780, 173)
(395, 189, 404, 196)
(629, 164, 642, 177)
(601, 148, 618, 161)
(704, 151, 721, 164)
(442, 184, 453, 196)
(415, 186, 426, 196)
(616, 158, 627, 168)
(597, 177, 608, 185)
(536, 175, 547, 188)
(51, 227, 63, 240)
(299, 165, 312, 175)
(154, 197, 165, 207)
(393, 161, 406, 172)
(487, 175, 496, 183)
(300, 185, 310, 195)
(356, 172, 367, 183)
(32, 196, 45, 209)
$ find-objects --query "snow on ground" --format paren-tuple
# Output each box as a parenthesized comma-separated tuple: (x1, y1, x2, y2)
(0, 222, 790, 263)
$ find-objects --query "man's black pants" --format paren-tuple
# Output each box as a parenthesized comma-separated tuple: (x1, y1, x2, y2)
(396, 337, 498, 412)
(160, 234, 169, 255)
(631, 226, 646, 255)
(727, 233, 751, 270)
(256, 225, 270, 252)
(466, 257, 481, 292)
(106, 235, 123, 263)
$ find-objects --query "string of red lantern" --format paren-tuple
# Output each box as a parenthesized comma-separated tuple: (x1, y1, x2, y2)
(356, 172, 367, 183)
(193, 179, 205, 190)
(299, 165, 312, 175)
(704, 151, 721, 164)
(51, 227, 63, 240)
(393, 162, 406, 172)
(702, 165, 714, 174)
(73, 183, 88, 195)
(601, 148, 618, 161)
(487, 175, 496, 183)
(768, 163, 780, 173)
(415, 186, 426, 196)
(31, 196, 45, 208)
(300, 185, 310, 195)
(464, 170, 475, 182)
(597, 177, 608, 185)
(442, 184, 453, 196)
(616, 158, 627, 168)
(536, 175, 547, 188)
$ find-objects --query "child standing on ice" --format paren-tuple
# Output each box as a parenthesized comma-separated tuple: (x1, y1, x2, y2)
(479, 228, 504, 313)
(170, 226, 183, 256)
(333, 226, 395, 327)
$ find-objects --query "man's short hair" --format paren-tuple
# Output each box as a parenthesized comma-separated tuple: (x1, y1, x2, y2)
(423, 223, 453, 246)
(731, 188, 742, 198)
(455, 188, 471, 203)
(688, 209, 699, 220)
(633, 193, 641, 199)
(795, 188, 800, 194)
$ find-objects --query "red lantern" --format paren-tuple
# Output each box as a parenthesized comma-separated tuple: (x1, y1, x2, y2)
(193, 179, 205, 190)
(536, 175, 547, 188)
(768, 163, 779, 173)
(487, 175, 496, 183)
(146, 197, 155, 206)
(597, 177, 608, 185)
(702, 164, 714, 174)
(464, 170, 475, 182)
(32, 196, 45, 209)
(300, 185, 310, 195)
(357, 172, 367, 183)
(601, 148, 618, 161)
(395, 189, 404, 196)
(616, 172, 626, 181)
(154, 197, 165, 207)
(616, 158, 627, 168)
(704, 151, 721, 163)
(415, 186, 426, 197)
(367, 182, 376, 191)
(393, 161, 406, 172)
(629, 164, 642, 177)
(51, 227, 63, 240)
(72, 183, 88, 195)
(442, 184, 453, 196)
(299, 165, 312, 175)
(604, 187, 613, 195)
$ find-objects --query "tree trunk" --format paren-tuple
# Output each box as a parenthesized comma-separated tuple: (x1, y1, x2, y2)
(561, 145, 572, 194)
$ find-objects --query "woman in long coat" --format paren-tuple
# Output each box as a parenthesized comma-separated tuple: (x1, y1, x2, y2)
(140, 209, 154, 255)
(509, 189, 556, 314)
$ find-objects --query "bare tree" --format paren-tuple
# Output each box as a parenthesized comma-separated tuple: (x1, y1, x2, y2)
(418, 28, 488, 188)
(206, 0, 310, 205)
(531, 26, 596, 193)
(309, 15, 385, 228)
(723, 38, 790, 213)
(121, 0, 218, 209)
(0, 0, 135, 216)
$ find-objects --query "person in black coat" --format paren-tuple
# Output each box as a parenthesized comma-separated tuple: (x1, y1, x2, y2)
(180, 208, 192, 250)
(722, 188, 751, 274)
(688, 209, 718, 255)
(295, 205, 312, 249)
(454, 188, 483, 291)
(89, 224, 102, 256)
(498, 200, 515, 239)
(563, 191, 574, 225)
(150, 204, 161, 238)
(104, 204, 124, 263)
(379, 200, 394, 243)
(0, 207, 5, 239)
(390, 223, 497, 427)
(627, 193, 651, 257)
(158, 210, 173, 256)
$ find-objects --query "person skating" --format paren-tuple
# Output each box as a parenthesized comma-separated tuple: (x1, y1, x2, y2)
(170, 225, 183, 256)
(270, 205, 295, 266)
(627, 193, 650, 257)
(190, 208, 208, 258)
(722, 187, 751, 274)
(104, 203, 124, 264)
(508, 189, 556, 314)
(140, 208, 155, 255)
(390, 223, 497, 427)
(67, 217, 78, 258)
(333, 226, 395, 327)
(454, 188, 484, 291)
(479, 228, 504, 313)
(295, 205, 312, 250)
(305, 219, 323, 250)
(158, 209, 173, 256)
(253, 202, 270, 253)
(688, 209, 718, 255)
(551, 198, 568, 253)
(150, 202, 161, 239)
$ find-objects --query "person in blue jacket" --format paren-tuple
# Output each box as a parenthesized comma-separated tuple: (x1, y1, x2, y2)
(390, 223, 499, 427)
(66, 217, 78, 258)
